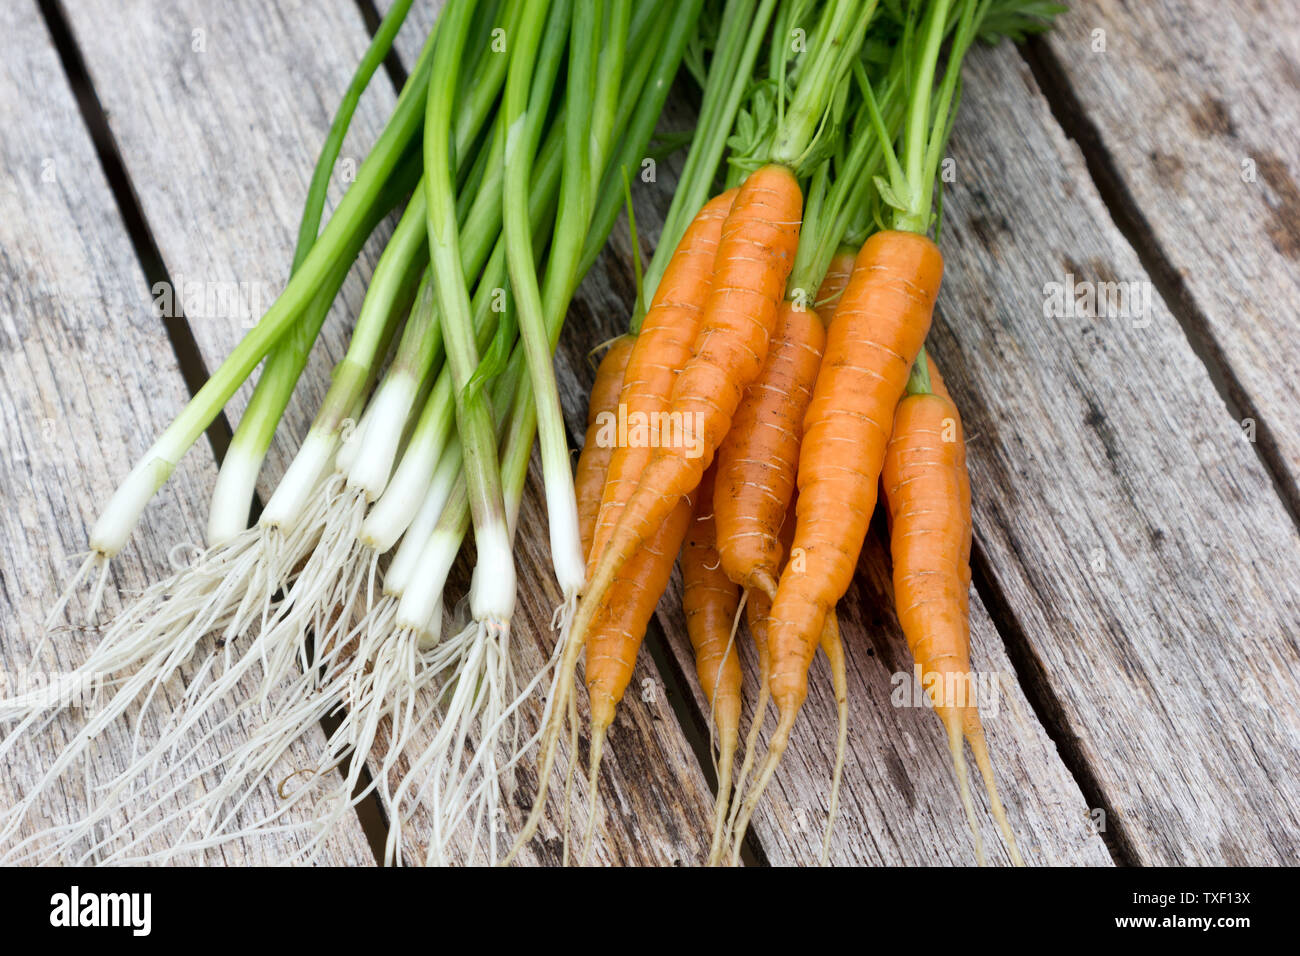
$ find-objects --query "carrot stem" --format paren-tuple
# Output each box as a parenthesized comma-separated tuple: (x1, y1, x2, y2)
(639, 0, 779, 313)
(906, 347, 934, 395)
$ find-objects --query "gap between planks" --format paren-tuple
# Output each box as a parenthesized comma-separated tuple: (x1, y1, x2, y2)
(1020, 36, 1300, 534)
(35, 0, 392, 864)
(968, 538, 1134, 866)
(36, 0, 232, 466)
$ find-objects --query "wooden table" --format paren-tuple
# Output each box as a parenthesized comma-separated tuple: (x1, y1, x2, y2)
(1, 0, 1296, 866)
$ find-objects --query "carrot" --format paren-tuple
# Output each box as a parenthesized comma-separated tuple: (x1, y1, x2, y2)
(512, 171, 798, 858)
(730, 229, 941, 849)
(580, 494, 693, 860)
(509, 190, 735, 861)
(816, 608, 848, 864)
(588, 190, 735, 570)
(576, 163, 801, 660)
(725, 601, 843, 866)
(709, 294, 845, 866)
(680, 463, 741, 862)
(732, 590, 771, 814)
(809, 260, 851, 865)
(720, 497, 843, 866)
(883, 354, 1021, 865)
(880, 352, 951, 539)
(813, 247, 856, 315)
(714, 232, 851, 851)
(575, 335, 635, 559)
(713, 299, 825, 597)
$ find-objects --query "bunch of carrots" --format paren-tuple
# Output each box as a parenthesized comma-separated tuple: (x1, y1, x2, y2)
(512, 0, 1058, 865)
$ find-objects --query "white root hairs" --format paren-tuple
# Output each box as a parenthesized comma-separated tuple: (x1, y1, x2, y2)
(3, 599, 365, 866)
(261, 485, 370, 684)
(43, 551, 110, 634)
(5, 479, 579, 867)
(0, 477, 336, 862)
(381, 620, 503, 866)
(384, 609, 569, 867)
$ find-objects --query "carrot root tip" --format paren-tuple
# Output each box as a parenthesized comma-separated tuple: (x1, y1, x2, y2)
(580, 725, 607, 866)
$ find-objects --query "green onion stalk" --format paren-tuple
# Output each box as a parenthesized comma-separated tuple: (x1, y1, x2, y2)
(390, 0, 684, 654)
(59, 16, 444, 627)
(371, 0, 701, 866)
(421, 0, 519, 630)
(239, 0, 524, 691)
(372, 118, 570, 638)
(383, 0, 663, 640)
(103, 146, 570, 870)
(499, 0, 613, 618)
(414, 0, 704, 867)
(205, 0, 419, 548)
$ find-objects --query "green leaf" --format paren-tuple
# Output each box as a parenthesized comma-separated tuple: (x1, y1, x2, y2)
(873, 173, 907, 214)
(978, 1, 1068, 45)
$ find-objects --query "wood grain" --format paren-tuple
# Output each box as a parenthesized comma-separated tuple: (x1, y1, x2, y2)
(1043, 1, 1300, 501)
(922, 41, 1300, 865)
(0, 0, 372, 865)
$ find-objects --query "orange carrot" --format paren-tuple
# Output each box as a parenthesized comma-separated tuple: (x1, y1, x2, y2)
(730, 229, 942, 848)
(811, 251, 856, 864)
(713, 300, 825, 597)
(718, 243, 850, 851)
(580, 495, 693, 860)
(816, 609, 848, 864)
(589, 190, 736, 570)
(509, 191, 735, 860)
(576, 335, 635, 559)
(881, 352, 952, 540)
(512, 170, 799, 859)
(883, 357, 1021, 865)
(814, 247, 856, 315)
(680, 463, 742, 861)
(722, 497, 844, 866)
(578, 164, 801, 663)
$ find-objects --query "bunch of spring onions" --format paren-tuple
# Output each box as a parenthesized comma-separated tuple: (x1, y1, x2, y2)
(0, 0, 721, 865)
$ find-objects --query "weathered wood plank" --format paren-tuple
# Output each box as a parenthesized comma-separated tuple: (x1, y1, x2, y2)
(0, 0, 371, 865)
(1042, 1, 1300, 501)
(549, 95, 1110, 864)
(918, 41, 1300, 864)
(63, 0, 398, 485)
